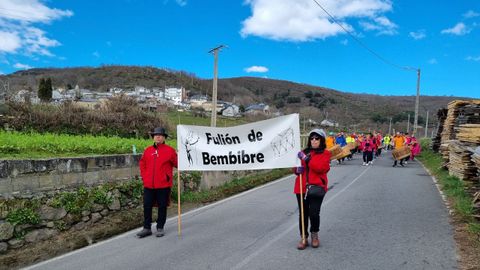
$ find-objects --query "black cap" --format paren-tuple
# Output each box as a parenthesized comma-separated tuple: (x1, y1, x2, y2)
(150, 127, 168, 138)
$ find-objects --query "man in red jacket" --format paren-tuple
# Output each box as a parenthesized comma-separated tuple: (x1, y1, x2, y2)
(137, 127, 178, 238)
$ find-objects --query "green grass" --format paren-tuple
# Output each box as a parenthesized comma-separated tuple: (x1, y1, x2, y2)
(417, 138, 480, 236)
(0, 130, 176, 159)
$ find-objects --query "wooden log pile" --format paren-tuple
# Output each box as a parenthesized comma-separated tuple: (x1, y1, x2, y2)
(456, 124, 480, 144)
(455, 103, 480, 126)
(432, 108, 447, 153)
(439, 100, 480, 163)
(472, 147, 480, 184)
(448, 141, 478, 182)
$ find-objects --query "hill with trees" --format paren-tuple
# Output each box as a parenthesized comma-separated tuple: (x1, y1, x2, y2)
(0, 65, 472, 132)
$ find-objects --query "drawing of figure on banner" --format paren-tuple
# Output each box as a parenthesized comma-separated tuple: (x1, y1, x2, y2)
(182, 131, 199, 166)
(271, 128, 295, 158)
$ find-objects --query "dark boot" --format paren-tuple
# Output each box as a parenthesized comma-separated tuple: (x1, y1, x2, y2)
(311, 232, 320, 248)
(136, 228, 152, 238)
(297, 238, 309, 250)
(155, 228, 165, 237)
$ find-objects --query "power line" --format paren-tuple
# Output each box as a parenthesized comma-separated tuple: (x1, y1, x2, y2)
(311, 0, 416, 72)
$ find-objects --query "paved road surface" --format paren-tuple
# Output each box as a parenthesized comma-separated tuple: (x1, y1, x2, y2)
(26, 153, 457, 270)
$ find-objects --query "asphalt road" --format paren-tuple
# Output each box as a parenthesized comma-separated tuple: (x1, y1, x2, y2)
(26, 152, 457, 270)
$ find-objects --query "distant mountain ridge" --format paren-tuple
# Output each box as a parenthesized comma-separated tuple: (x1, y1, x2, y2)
(0, 65, 472, 131)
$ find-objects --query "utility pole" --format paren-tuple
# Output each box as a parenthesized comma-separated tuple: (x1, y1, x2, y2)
(413, 68, 421, 135)
(424, 110, 429, 138)
(208, 45, 226, 127)
(407, 114, 410, 134)
(388, 117, 392, 135)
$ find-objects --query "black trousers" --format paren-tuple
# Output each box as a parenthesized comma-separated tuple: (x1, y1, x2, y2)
(296, 193, 325, 237)
(143, 187, 170, 229)
(363, 151, 373, 162)
(393, 157, 407, 166)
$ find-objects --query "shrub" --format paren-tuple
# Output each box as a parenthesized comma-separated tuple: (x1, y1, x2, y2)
(6, 208, 40, 225)
(3, 96, 171, 138)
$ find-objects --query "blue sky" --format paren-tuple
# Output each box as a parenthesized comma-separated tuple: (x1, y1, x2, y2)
(0, 0, 479, 98)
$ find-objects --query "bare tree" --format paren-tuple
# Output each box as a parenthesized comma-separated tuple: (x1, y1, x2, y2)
(0, 79, 10, 103)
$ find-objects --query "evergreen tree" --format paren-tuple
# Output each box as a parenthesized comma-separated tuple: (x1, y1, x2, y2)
(38, 78, 52, 102)
(38, 78, 46, 101)
(45, 78, 53, 100)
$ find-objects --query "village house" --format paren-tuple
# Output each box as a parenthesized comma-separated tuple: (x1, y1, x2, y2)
(221, 102, 241, 117)
(245, 103, 270, 116)
(164, 86, 186, 105)
(320, 119, 339, 127)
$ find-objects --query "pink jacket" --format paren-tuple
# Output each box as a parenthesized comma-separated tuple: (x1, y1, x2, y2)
(361, 139, 374, 152)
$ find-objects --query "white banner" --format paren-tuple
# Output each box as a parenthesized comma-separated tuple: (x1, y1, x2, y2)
(177, 114, 301, 171)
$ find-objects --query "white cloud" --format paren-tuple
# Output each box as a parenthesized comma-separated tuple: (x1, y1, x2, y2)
(0, 0, 72, 57)
(428, 58, 437, 64)
(466, 55, 480, 62)
(13, 63, 33, 69)
(441, 22, 471, 35)
(175, 0, 187, 6)
(409, 29, 426, 40)
(0, 31, 21, 52)
(245, 66, 269, 73)
(340, 39, 349, 45)
(93, 51, 100, 58)
(0, 0, 73, 23)
(241, 0, 393, 41)
(463, 10, 479, 19)
(359, 16, 397, 35)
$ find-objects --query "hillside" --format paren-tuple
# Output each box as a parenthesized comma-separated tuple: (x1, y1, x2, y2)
(0, 66, 471, 132)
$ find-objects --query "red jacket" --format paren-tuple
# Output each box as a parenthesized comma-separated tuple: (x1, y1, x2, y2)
(139, 143, 178, 189)
(294, 149, 331, 194)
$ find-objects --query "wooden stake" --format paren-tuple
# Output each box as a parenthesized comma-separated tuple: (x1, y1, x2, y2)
(299, 174, 306, 242)
(177, 171, 181, 236)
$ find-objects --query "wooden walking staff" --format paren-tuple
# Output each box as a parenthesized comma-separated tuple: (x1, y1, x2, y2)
(299, 174, 306, 243)
(177, 170, 182, 236)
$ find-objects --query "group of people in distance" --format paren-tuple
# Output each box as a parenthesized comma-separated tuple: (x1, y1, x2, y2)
(324, 131, 421, 167)
(293, 129, 421, 250)
(135, 126, 421, 253)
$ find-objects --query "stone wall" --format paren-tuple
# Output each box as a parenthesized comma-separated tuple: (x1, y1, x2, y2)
(0, 181, 141, 254)
(0, 154, 261, 254)
(0, 154, 141, 199)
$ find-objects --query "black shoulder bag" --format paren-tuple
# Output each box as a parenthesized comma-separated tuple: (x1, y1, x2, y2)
(305, 152, 327, 199)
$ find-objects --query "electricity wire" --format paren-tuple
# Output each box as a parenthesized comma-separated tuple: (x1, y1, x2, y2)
(311, 0, 417, 72)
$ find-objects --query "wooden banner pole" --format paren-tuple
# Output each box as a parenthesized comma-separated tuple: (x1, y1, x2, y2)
(299, 174, 306, 242)
(177, 171, 181, 236)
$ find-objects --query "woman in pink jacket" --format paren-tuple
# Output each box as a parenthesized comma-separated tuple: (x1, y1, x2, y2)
(410, 136, 421, 160)
(361, 133, 374, 166)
